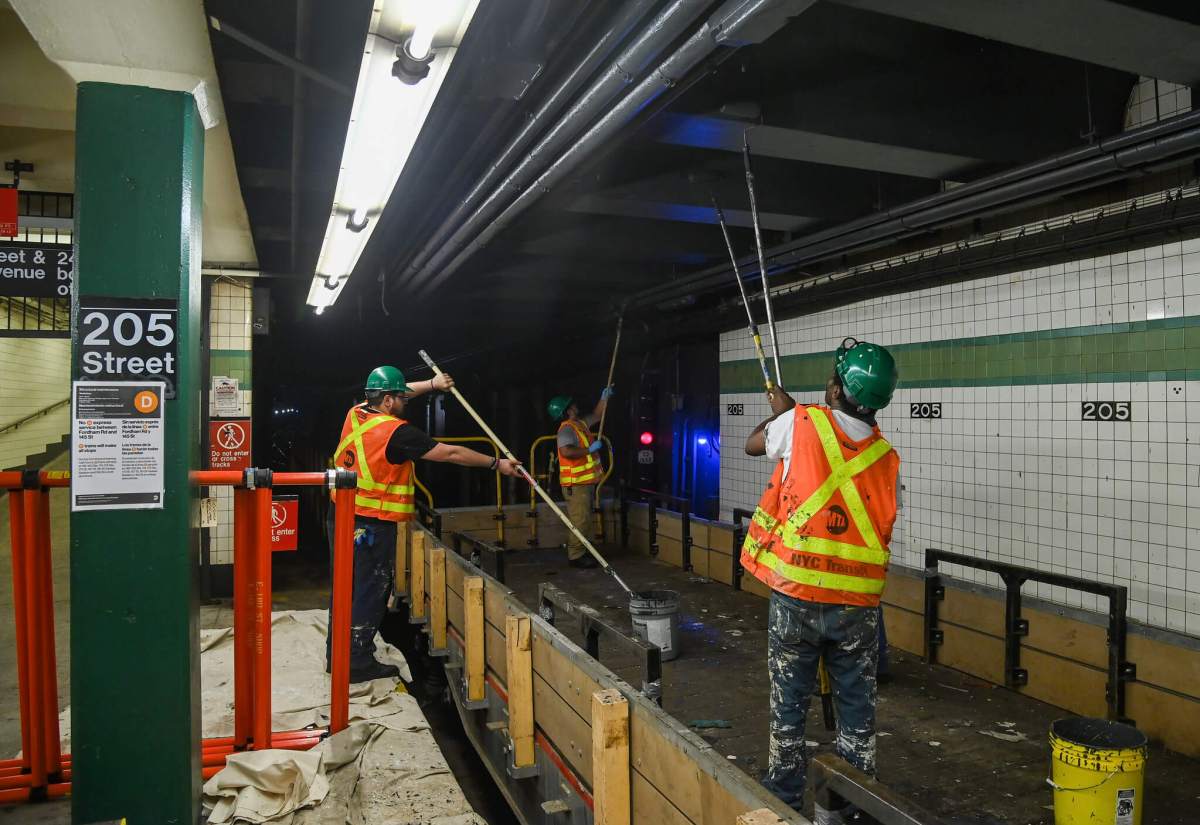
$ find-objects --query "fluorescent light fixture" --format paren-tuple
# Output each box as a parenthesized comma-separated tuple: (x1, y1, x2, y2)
(307, 0, 479, 311)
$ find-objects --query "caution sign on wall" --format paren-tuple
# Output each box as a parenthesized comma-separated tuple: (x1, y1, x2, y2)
(209, 419, 251, 470)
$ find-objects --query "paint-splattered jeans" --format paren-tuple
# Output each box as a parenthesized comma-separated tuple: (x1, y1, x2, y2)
(325, 506, 398, 667)
(763, 591, 879, 811)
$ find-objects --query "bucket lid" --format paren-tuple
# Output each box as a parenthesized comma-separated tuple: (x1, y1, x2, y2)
(1050, 717, 1146, 751)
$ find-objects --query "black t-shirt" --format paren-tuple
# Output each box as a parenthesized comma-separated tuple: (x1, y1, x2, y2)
(385, 422, 437, 464)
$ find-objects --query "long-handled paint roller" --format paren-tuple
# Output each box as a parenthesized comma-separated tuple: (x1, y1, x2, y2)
(712, 196, 774, 392)
(593, 311, 623, 511)
(742, 129, 784, 389)
(419, 349, 634, 595)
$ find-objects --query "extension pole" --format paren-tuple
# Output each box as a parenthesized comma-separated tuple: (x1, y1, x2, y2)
(594, 312, 623, 512)
(595, 312, 623, 443)
(743, 130, 784, 388)
(419, 350, 634, 595)
(712, 197, 773, 392)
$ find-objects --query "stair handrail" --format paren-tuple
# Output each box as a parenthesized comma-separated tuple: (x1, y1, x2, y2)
(0, 397, 70, 438)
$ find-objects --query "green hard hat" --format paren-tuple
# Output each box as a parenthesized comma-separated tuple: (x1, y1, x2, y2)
(834, 338, 898, 410)
(546, 395, 573, 420)
(364, 365, 410, 393)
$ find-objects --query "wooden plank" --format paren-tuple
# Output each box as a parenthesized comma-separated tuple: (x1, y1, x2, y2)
(484, 582, 509, 634)
(1126, 633, 1200, 701)
(690, 547, 710, 578)
(738, 810, 787, 825)
(881, 605, 923, 655)
(709, 553, 735, 587)
(632, 771, 691, 825)
(880, 568, 923, 611)
(741, 574, 772, 600)
(658, 536, 684, 568)
(941, 588, 1004, 637)
(629, 705, 702, 823)
(658, 514, 683, 540)
(505, 615, 535, 768)
(410, 529, 427, 619)
(707, 525, 734, 554)
(486, 619, 508, 683)
(430, 546, 447, 649)
(689, 521, 710, 551)
(395, 521, 409, 596)
(532, 631, 601, 721)
(1020, 648, 1108, 719)
(1022, 607, 1108, 669)
(533, 671, 593, 781)
(448, 589, 464, 635)
(938, 624, 1005, 685)
(446, 553, 465, 597)
(465, 576, 485, 702)
(592, 689, 631, 825)
(1126, 681, 1200, 758)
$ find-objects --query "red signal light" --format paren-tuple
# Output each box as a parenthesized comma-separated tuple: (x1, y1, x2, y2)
(639, 431, 654, 446)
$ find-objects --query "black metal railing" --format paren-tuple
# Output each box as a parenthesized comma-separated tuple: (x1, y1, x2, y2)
(538, 582, 663, 705)
(0, 397, 69, 438)
(415, 499, 442, 540)
(619, 484, 693, 571)
(924, 548, 1135, 721)
(451, 531, 506, 583)
(730, 507, 754, 591)
(812, 753, 940, 825)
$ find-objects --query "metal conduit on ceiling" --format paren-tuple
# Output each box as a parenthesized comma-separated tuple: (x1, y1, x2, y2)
(628, 107, 1200, 309)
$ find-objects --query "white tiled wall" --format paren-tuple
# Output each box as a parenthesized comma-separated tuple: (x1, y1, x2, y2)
(721, 236, 1200, 636)
(206, 278, 253, 567)
(1125, 76, 1192, 130)
(0, 338, 70, 469)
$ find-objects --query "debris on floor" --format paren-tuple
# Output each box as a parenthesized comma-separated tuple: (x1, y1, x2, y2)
(689, 719, 733, 729)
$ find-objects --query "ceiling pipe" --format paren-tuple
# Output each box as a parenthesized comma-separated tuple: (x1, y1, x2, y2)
(629, 107, 1200, 308)
(411, 0, 818, 297)
(399, 0, 689, 287)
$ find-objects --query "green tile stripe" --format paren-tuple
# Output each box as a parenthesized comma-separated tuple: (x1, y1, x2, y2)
(211, 348, 252, 388)
(720, 315, 1200, 394)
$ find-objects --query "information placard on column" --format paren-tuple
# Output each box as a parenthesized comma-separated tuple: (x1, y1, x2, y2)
(72, 380, 165, 511)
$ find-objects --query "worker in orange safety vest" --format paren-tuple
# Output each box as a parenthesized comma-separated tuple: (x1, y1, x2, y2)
(328, 365, 522, 682)
(742, 338, 899, 820)
(547, 389, 611, 567)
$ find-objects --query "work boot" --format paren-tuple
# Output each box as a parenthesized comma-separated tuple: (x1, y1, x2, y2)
(569, 555, 599, 569)
(349, 659, 400, 683)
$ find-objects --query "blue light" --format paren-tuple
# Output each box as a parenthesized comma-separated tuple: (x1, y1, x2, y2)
(696, 436, 708, 446)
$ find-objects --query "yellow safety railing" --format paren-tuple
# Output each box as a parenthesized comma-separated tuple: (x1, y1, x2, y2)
(527, 433, 613, 545)
(435, 436, 505, 545)
(410, 467, 435, 510)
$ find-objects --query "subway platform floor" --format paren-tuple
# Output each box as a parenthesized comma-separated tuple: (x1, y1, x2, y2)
(499, 543, 1200, 825)
(0, 462, 510, 825)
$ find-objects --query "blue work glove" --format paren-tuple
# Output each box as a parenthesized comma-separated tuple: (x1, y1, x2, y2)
(588, 440, 604, 454)
(600, 386, 614, 401)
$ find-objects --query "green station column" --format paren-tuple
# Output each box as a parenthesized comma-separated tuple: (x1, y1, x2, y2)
(70, 83, 203, 824)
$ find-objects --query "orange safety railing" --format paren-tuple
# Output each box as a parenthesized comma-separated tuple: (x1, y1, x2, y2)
(0, 467, 358, 803)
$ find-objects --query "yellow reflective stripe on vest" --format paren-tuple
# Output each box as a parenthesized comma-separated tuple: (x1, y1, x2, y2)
(753, 547, 886, 595)
(777, 408, 891, 551)
(354, 495, 415, 514)
(787, 535, 889, 566)
(745, 510, 888, 567)
(752, 506, 779, 535)
(333, 413, 394, 486)
(357, 478, 413, 494)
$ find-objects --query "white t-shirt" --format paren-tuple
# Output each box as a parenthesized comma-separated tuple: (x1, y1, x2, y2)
(764, 407, 872, 476)
(764, 407, 901, 509)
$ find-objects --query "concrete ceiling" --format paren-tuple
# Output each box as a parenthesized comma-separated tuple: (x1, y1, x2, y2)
(5, 0, 256, 267)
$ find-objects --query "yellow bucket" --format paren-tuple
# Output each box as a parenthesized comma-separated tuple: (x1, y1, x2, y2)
(1049, 717, 1147, 825)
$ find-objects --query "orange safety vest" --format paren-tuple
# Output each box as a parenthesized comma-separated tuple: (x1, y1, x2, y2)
(740, 405, 899, 607)
(557, 418, 600, 487)
(331, 403, 416, 522)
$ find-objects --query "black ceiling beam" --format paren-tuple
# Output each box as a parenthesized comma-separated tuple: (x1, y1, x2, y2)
(829, 0, 1200, 86)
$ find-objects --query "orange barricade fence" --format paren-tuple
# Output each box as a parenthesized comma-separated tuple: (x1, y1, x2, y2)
(0, 467, 357, 803)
